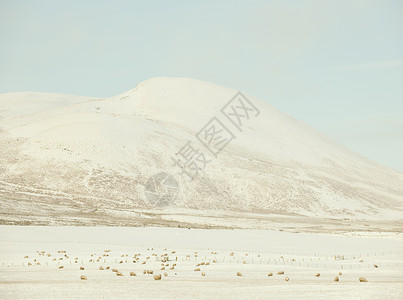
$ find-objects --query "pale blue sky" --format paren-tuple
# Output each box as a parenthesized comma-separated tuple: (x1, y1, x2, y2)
(1, 0, 402, 171)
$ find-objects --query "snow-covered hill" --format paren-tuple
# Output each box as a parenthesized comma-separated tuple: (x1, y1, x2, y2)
(0, 77, 402, 228)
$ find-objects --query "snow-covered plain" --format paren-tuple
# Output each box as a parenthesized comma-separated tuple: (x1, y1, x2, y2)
(0, 226, 402, 299)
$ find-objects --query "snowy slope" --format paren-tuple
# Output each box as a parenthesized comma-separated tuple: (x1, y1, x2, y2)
(0, 77, 402, 227)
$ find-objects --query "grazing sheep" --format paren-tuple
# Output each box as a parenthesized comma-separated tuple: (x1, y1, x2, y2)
(334, 276, 339, 282)
(201, 272, 206, 276)
(338, 272, 342, 275)
(99, 266, 104, 270)
(130, 272, 136, 276)
(237, 272, 243, 277)
(164, 272, 168, 277)
(200, 262, 205, 265)
(147, 270, 154, 274)
(112, 269, 118, 272)
(153, 274, 162, 280)
(106, 266, 110, 270)
(359, 277, 368, 282)
(285, 277, 289, 281)
(374, 264, 379, 268)
(170, 266, 175, 270)
(80, 267, 85, 270)
(315, 273, 320, 277)
(277, 271, 284, 275)
(267, 273, 273, 277)
(58, 266, 64, 269)
(205, 262, 210, 265)
(116, 272, 123, 276)
(194, 268, 201, 271)
(142, 261, 146, 265)
(28, 262, 32, 266)
(143, 270, 147, 274)
(80, 275, 87, 280)
(161, 267, 165, 270)
(24, 256, 28, 258)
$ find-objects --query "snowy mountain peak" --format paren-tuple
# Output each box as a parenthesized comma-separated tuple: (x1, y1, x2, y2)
(0, 77, 402, 227)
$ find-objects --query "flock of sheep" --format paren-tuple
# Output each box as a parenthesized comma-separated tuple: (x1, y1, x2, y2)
(22, 248, 370, 283)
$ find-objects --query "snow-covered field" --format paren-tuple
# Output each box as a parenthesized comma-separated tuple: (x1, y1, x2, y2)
(0, 226, 402, 299)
